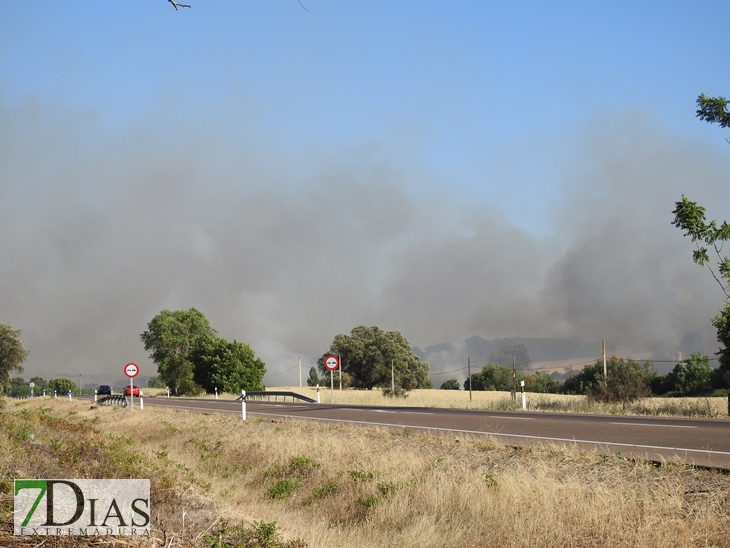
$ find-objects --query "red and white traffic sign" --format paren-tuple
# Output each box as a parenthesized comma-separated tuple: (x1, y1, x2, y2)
(124, 362, 139, 378)
(324, 355, 339, 371)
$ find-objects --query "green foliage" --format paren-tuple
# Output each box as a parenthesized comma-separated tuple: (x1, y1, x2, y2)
(10, 377, 30, 397)
(191, 335, 266, 394)
(712, 302, 730, 382)
(140, 308, 216, 395)
(440, 379, 461, 390)
(204, 519, 295, 548)
(0, 323, 29, 395)
(672, 195, 730, 380)
(484, 473, 499, 488)
(465, 363, 514, 391)
(667, 353, 713, 395)
(251, 521, 280, 547)
(696, 93, 730, 128)
(48, 378, 78, 395)
(311, 480, 338, 501)
(524, 371, 561, 394)
(306, 366, 320, 387)
(146, 375, 167, 388)
(347, 470, 375, 482)
(673, 100, 730, 383)
(319, 326, 430, 390)
(381, 386, 408, 398)
(267, 478, 301, 499)
(357, 495, 381, 508)
(564, 358, 651, 404)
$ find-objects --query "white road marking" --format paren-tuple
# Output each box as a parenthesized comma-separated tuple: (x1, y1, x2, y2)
(487, 415, 535, 420)
(609, 422, 697, 429)
(401, 411, 434, 415)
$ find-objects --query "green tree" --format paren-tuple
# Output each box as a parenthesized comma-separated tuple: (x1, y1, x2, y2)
(10, 377, 30, 397)
(696, 93, 730, 128)
(306, 366, 320, 387)
(319, 326, 430, 391)
(668, 353, 713, 395)
(671, 94, 730, 386)
(146, 376, 167, 388)
(440, 379, 460, 390)
(564, 358, 651, 404)
(672, 196, 730, 380)
(465, 363, 514, 391)
(140, 308, 216, 395)
(49, 378, 78, 395)
(191, 335, 266, 394)
(0, 323, 30, 395)
(29, 376, 49, 395)
(524, 371, 561, 394)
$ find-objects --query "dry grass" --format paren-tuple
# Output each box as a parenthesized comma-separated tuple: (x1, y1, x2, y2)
(143, 386, 730, 419)
(3, 397, 730, 547)
(242, 387, 730, 419)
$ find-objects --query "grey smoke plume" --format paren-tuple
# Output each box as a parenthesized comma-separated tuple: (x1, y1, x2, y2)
(1, 101, 727, 386)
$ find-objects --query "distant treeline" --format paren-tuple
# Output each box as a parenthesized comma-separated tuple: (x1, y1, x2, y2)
(441, 353, 727, 402)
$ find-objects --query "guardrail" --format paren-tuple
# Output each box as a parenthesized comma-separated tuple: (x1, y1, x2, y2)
(99, 395, 128, 407)
(238, 391, 316, 404)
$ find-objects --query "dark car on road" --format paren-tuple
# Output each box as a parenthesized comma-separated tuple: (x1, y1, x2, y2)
(98, 385, 113, 396)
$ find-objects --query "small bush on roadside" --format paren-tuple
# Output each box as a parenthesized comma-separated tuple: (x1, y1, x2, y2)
(440, 379, 460, 390)
(382, 386, 408, 398)
(268, 478, 301, 500)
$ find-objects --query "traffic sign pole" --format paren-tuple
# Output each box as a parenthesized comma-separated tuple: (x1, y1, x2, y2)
(323, 355, 339, 404)
(124, 363, 139, 411)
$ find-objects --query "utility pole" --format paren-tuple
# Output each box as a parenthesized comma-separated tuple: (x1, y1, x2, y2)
(298, 356, 301, 387)
(391, 359, 395, 391)
(339, 352, 342, 390)
(468, 356, 472, 401)
(602, 340, 607, 377)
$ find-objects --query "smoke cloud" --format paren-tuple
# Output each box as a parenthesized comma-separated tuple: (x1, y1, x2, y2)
(1, 100, 728, 386)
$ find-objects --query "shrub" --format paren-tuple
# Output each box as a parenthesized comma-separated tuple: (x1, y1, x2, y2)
(440, 379, 460, 390)
(382, 386, 408, 398)
(267, 478, 301, 500)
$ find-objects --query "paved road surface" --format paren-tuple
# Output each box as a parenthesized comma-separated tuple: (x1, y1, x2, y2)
(100, 396, 730, 469)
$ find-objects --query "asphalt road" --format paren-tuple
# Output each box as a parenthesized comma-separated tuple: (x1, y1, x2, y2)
(104, 395, 730, 469)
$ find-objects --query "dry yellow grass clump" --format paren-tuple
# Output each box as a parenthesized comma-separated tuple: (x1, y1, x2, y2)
(258, 386, 730, 419)
(145, 386, 729, 419)
(2, 397, 730, 547)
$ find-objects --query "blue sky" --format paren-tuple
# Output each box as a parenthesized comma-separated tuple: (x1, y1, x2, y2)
(1, 1, 729, 383)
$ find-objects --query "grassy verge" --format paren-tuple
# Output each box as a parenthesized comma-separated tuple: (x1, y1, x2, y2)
(3, 397, 730, 547)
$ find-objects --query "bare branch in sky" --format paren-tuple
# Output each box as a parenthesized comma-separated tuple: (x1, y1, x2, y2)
(168, 0, 191, 10)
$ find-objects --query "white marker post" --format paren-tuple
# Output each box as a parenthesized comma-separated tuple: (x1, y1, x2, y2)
(94, 389, 97, 402)
(215, 387, 218, 400)
(241, 390, 247, 421)
(520, 380, 526, 411)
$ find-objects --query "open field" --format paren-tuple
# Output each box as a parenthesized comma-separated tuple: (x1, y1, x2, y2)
(3, 397, 730, 547)
(146, 386, 730, 419)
